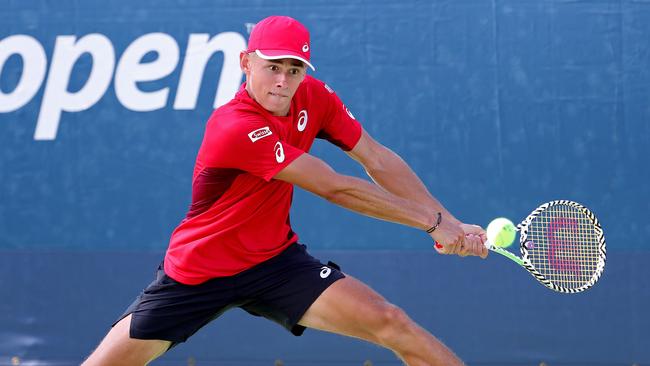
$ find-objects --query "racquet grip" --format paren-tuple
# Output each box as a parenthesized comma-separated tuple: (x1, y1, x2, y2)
(434, 240, 492, 250)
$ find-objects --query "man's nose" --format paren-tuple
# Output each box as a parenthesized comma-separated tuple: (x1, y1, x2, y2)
(275, 72, 289, 88)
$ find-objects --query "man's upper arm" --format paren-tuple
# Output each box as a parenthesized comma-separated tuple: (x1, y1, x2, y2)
(313, 78, 363, 151)
(346, 128, 388, 171)
(203, 117, 303, 182)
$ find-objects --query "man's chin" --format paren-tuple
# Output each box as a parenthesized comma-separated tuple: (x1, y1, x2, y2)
(262, 102, 290, 116)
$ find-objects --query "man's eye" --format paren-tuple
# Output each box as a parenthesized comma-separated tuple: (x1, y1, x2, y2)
(269, 65, 279, 71)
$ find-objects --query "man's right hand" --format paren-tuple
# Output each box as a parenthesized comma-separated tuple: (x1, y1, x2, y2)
(432, 220, 489, 258)
(458, 223, 489, 258)
(430, 218, 465, 255)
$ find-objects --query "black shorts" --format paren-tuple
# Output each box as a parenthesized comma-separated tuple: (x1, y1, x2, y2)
(114, 243, 345, 346)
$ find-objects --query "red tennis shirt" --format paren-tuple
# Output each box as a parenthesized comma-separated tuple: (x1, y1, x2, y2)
(164, 75, 362, 284)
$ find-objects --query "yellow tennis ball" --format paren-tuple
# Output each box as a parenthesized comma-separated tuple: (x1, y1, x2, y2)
(487, 217, 517, 248)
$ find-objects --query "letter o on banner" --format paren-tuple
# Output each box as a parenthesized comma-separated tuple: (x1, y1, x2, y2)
(0, 35, 47, 112)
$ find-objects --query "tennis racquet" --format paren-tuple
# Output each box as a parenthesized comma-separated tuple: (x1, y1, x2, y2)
(437, 200, 606, 293)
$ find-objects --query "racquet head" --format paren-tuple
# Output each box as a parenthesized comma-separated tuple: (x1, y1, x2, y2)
(517, 200, 606, 293)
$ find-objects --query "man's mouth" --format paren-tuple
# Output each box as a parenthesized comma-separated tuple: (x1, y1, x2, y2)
(268, 91, 288, 98)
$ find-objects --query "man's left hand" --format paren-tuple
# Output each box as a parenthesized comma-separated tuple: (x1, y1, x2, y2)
(457, 223, 488, 258)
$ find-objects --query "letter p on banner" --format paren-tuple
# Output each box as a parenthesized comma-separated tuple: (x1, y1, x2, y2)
(34, 34, 115, 140)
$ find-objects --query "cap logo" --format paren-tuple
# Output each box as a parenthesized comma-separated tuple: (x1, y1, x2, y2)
(302, 43, 309, 52)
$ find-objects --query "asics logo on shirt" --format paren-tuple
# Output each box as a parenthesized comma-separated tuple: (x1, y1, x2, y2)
(297, 110, 308, 132)
(344, 105, 355, 120)
(248, 127, 272, 142)
(323, 84, 334, 94)
(274, 141, 285, 163)
(320, 266, 332, 279)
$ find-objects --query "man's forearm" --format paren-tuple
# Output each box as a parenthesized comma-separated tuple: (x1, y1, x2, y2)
(323, 174, 436, 231)
(364, 147, 461, 225)
(275, 152, 438, 231)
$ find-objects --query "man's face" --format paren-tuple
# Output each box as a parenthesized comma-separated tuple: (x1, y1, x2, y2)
(240, 52, 307, 116)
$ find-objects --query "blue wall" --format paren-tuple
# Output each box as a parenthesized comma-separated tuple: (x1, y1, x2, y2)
(1, 1, 648, 365)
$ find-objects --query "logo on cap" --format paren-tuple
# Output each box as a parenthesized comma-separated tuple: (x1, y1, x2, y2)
(246, 16, 315, 71)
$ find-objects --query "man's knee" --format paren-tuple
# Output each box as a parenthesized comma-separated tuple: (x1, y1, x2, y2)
(373, 303, 416, 345)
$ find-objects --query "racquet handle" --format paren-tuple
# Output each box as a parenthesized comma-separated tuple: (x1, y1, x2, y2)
(434, 239, 493, 250)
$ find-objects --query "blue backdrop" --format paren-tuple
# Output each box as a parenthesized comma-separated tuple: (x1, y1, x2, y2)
(1, 1, 648, 365)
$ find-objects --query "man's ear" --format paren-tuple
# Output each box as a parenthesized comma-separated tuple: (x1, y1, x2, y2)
(240, 51, 251, 73)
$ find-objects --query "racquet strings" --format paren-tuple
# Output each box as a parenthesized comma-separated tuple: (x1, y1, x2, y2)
(525, 203, 602, 290)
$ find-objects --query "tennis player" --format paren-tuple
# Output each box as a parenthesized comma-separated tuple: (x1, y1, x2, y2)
(83, 15, 488, 366)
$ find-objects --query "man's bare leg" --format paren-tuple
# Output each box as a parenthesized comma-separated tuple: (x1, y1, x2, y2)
(82, 314, 171, 366)
(299, 276, 464, 366)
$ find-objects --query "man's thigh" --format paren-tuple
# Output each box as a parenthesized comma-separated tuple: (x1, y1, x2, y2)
(82, 314, 171, 366)
(238, 243, 345, 336)
(297, 275, 396, 340)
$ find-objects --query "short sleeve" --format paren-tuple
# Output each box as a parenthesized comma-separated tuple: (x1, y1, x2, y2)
(316, 82, 363, 151)
(201, 116, 304, 182)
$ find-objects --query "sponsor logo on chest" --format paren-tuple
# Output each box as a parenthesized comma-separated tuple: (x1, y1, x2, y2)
(297, 109, 308, 132)
(274, 141, 285, 163)
(248, 126, 272, 142)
